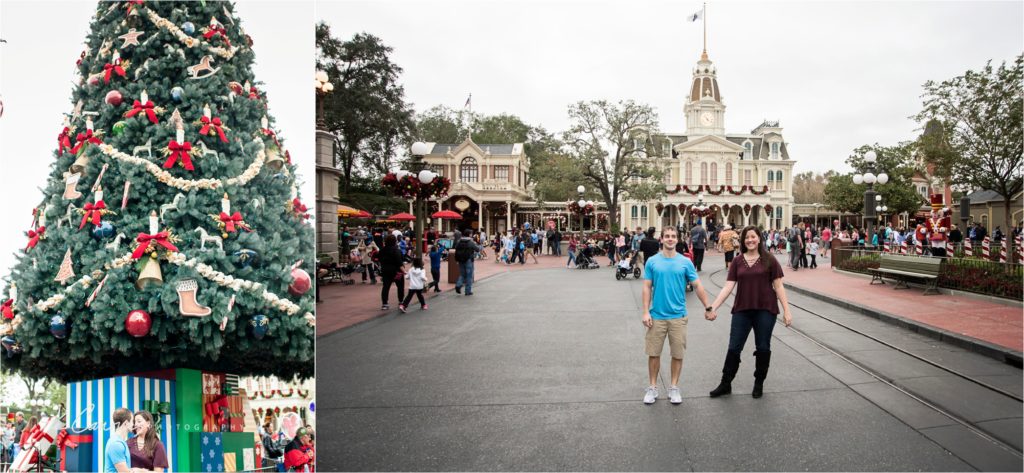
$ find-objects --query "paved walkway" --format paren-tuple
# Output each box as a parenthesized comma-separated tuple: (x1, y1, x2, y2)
(778, 252, 1023, 355)
(317, 252, 1021, 471)
(316, 251, 576, 336)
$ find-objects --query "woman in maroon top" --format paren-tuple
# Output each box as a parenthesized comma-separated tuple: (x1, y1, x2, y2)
(706, 225, 793, 399)
(128, 411, 168, 472)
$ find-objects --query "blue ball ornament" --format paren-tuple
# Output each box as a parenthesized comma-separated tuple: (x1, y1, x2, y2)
(181, 21, 195, 35)
(250, 314, 269, 340)
(171, 86, 185, 102)
(91, 221, 116, 240)
(233, 249, 260, 268)
(50, 314, 69, 339)
(1, 335, 20, 357)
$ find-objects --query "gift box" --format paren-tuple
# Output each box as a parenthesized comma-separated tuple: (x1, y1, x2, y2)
(190, 432, 224, 473)
(66, 375, 177, 472)
(60, 430, 95, 472)
(227, 395, 245, 432)
(221, 431, 259, 471)
(224, 452, 238, 472)
(11, 415, 64, 472)
(203, 393, 230, 432)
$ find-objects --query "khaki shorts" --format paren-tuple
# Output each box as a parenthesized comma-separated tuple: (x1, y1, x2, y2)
(645, 317, 688, 359)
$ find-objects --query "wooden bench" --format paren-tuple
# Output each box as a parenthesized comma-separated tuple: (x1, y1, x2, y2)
(869, 254, 944, 295)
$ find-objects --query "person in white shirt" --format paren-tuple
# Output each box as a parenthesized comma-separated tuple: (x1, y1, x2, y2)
(399, 258, 429, 312)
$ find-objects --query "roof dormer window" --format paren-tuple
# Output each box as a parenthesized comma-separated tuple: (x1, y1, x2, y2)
(743, 141, 752, 160)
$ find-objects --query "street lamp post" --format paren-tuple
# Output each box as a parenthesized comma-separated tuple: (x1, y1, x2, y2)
(852, 151, 889, 248)
(875, 195, 888, 245)
(407, 142, 438, 260)
(314, 71, 334, 129)
(812, 203, 823, 228)
(693, 192, 707, 229)
(577, 185, 586, 236)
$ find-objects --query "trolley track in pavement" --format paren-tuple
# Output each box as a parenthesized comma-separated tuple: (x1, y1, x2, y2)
(700, 262, 1023, 457)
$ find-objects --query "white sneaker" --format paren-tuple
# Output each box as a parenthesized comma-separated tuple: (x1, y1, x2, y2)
(668, 386, 682, 404)
(643, 386, 659, 404)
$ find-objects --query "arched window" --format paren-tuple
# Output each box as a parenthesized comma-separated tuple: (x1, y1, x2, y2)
(725, 163, 733, 185)
(743, 142, 752, 160)
(685, 162, 692, 185)
(631, 206, 638, 218)
(460, 157, 478, 182)
(774, 170, 783, 190)
(710, 163, 718, 186)
(640, 206, 648, 218)
(700, 162, 708, 185)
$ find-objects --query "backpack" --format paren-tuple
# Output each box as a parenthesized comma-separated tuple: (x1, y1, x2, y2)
(455, 240, 475, 263)
(788, 228, 799, 243)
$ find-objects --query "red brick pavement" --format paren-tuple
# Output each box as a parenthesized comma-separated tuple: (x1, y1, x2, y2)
(316, 252, 577, 337)
(779, 252, 1023, 353)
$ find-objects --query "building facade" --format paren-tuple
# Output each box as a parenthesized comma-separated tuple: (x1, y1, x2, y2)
(621, 51, 796, 232)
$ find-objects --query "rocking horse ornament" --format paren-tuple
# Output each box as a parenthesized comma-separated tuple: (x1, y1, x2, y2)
(186, 55, 220, 80)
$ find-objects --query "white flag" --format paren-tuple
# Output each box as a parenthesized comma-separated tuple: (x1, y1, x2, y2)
(689, 8, 703, 22)
(464, 93, 472, 109)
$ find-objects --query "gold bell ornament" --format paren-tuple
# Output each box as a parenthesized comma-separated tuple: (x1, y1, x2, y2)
(71, 152, 91, 174)
(265, 146, 284, 170)
(136, 254, 163, 289)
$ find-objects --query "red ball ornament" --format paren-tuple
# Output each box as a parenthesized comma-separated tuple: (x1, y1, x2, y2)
(105, 90, 123, 106)
(288, 268, 311, 296)
(125, 309, 152, 337)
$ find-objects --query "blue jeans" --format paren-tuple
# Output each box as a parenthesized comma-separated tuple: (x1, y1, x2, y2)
(727, 309, 777, 354)
(456, 260, 475, 293)
(567, 250, 576, 266)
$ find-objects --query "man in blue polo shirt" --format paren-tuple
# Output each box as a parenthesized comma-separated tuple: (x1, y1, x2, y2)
(641, 226, 712, 405)
(104, 408, 133, 472)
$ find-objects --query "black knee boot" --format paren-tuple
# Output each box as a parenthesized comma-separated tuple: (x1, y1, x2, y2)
(752, 350, 772, 398)
(709, 351, 742, 397)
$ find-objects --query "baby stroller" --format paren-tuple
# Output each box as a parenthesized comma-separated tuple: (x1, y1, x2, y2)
(575, 244, 600, 269)
(615, 252, 642, 280)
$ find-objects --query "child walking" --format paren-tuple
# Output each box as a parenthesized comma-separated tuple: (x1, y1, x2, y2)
(428, 245, 444, 293)
(399, 258, 428, 312)
(809, 239, 819, 269)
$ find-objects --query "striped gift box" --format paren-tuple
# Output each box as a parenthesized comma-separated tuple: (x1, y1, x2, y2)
(66, 376, 178, 472)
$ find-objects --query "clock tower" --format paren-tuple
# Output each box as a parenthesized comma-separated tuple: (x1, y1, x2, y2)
(685, 51, 726, 136)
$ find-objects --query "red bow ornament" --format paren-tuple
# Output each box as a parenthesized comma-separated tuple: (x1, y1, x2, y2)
(79, 201, 106, 229)
(26, 226, 46, 251)
(219, 212, 244, 233)
(57, 127, 73, 155)
(71, 130, 102, 154)
(292, 199, 309, 219)
(203, 25, 231, 47)
(2, 300, 13, 320)
(248, 87, 260, 100)
(125, 100, 158, 124)
(163, 140, 194, 170)
(132, 232, 179, 259)
(204, 395, 229, 429)
(200, 116, 228, 143)
(56, 429, 80, 472)
(125, 0, 144, 16)
(103, 62, 126, 83)
(261, 128, 280, 146)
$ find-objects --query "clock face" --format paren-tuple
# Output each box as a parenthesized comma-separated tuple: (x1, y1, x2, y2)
(700, 112, 714, 126)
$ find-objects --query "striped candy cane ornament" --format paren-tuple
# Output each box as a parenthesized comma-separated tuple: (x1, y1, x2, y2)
(883, 240, 890, 253)
(1000, 238, 1007, 263)
(1017, 234, 1023, 264)
(964, 239, 973, 257)
(982, 236, 990, 259)
(901, 240, 908, 255)
(945, 239, 953, 255)
(916, 239, 924, 255)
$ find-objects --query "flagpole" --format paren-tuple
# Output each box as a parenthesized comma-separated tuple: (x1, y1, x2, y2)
(703, 2, 707, 55)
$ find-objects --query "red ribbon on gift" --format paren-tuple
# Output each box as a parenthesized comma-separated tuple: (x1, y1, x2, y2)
(125, 100, 158, 124)
(200, 116, 228, 143)
(71, 130, 102, 154)
(26, 226, 45, 251)
(2, 299, 13, 320)
(163, 140, 194, 170)
(203, 26, 231, 47)
(204, 394, 229, 428)
(103, 63, 126, 83)
(56, 429, 82, 472)
(79, 201, 105, 229)
(57, 127, 73, 155)
(132, 232, 178, 259)
(219, 212, 243, 233)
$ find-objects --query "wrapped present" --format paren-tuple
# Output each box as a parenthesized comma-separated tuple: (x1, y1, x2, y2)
(243, 447, 256, 471)
(59, 429, 94, 472)
(221, 431, 259, 471)
(190, 432, 224, 473)
(66, 375, 177, 472)
(204, 394, 230, 432)
(227, 395, 245, 432)
(10, 415, 63, 472)
(203, 372, 226, 395)
(224, 452, 238, 472)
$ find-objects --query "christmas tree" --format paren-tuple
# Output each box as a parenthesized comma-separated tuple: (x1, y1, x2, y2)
(0, 1, 314, 382)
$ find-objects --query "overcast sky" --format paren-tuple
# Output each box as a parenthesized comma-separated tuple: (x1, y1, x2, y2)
(0, 0, 314, 278)
(318, 0, 1022, 170)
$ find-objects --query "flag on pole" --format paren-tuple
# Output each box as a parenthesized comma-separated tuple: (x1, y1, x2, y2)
(689, 7, 703, 22)
(464, 93, 472, 109)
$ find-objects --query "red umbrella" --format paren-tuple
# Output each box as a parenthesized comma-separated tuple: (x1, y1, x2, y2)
(431, 210, 462, 219)
(354, 210, 372, 218)
(388, 212, 416, 221)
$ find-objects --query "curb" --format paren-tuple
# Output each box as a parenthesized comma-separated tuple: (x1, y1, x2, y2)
(784, 282, 1024, 367)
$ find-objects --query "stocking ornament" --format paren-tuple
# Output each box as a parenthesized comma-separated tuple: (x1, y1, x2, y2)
(177, 279, 212, 317)
(63, 172, 83, 200)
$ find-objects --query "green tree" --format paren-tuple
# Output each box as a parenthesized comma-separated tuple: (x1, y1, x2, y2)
(562, 100, 664, 228)
(2, 2, 313, 382)
(792, 171, 828, 204)
(914, 55, 1023, 230)
(824, 144, 923, 217)
(317, 24, 415, 193)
